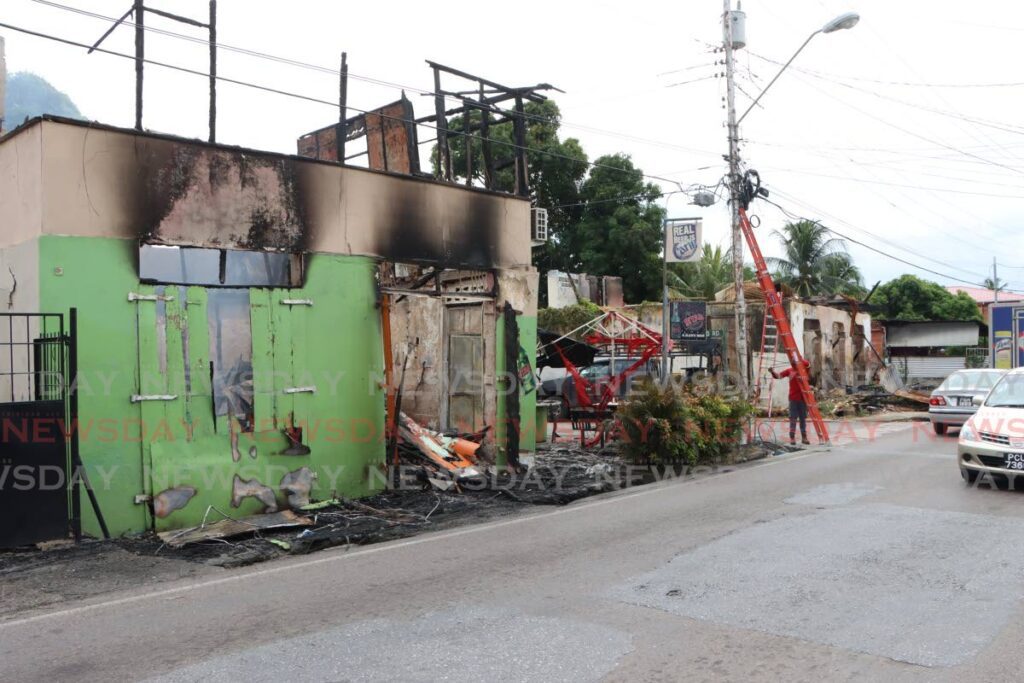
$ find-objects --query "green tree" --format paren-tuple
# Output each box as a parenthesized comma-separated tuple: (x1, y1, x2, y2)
(573, 154, 667, 302)
(3, 72, 83, 128)
(767, 220, 863, 297)
(872, 275, 981, 321)
(668, 244, 753, 301)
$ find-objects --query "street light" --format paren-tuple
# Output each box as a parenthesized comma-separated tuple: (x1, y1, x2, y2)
(722, 7, 859, 396)
(822, 11, 861, 33)
(737, 12, 860, 125)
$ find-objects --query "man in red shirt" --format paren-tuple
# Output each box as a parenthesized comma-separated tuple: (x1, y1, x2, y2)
(771, 359, 812, 445)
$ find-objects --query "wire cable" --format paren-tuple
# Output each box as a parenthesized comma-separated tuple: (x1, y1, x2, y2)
(26, 0, 723, 159)
(0, 20, 707, 192)
(760, 194, 992, 287)
(550, 190, 682, 210)
(747, 52, 1024, 138)
(767, 186, 992, 281)
(776, 69, 1024, 178)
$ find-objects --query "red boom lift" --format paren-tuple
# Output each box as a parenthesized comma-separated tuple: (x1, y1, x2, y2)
(738, 171, 829, 444)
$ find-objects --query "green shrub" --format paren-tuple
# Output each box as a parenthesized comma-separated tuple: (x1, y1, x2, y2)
(615, 384, 752, 466)
(537, 301, 603, 338)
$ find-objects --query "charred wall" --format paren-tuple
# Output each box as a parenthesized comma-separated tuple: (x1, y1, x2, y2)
(30, 118, 530, 269)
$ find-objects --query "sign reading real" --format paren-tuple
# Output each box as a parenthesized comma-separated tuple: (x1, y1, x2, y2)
(665, 218, 702, 263)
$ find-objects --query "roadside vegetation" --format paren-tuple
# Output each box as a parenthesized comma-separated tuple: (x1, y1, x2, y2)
(616, 383, 752, 467)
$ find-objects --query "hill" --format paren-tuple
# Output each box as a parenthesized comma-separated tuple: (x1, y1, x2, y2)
(4, 72, 83, 128)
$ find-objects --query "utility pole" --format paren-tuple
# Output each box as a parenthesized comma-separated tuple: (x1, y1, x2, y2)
(723, 0, 749, 394)
(662, 229, 670, 385)
(994, 257, 1000, 304)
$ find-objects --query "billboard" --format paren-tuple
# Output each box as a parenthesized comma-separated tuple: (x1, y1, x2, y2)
(665, 218, 702, 263)
(671, 301, 708, 340)
(990, 302, 1024, 369)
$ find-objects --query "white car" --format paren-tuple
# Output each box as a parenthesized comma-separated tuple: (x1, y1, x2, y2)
(958, 368, 1024, 486)
(929, 369, 1006, 435)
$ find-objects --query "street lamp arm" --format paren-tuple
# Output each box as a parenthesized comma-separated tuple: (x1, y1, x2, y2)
(736, 30, 820, 126)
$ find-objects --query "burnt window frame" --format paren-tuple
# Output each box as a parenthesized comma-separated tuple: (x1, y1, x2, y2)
(138, 243, 303, 288)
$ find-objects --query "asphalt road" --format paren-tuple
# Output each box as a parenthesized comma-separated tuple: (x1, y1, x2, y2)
(4, 421, 1024, 682)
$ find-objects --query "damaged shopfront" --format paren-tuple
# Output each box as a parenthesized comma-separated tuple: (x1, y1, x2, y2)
(0, 115, 538, 540)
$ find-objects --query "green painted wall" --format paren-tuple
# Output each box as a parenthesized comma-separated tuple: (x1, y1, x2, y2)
(39, 236, 385, 535)
(495, 311, 538, 466)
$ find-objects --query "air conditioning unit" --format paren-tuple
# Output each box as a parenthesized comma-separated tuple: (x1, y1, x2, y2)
(531, 207, 548, 246)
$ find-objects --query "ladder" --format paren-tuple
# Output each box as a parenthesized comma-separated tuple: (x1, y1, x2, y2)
(739, 206, 830, 444)
(754, 313, 780, 416)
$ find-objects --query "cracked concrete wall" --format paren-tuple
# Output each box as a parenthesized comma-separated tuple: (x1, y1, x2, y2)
(0, 240, 40, 402)
(27, 119, 530, 269)
(0, 123, 42, 248)
(756, 302, 873, 411)
(0, 239, 38, 313)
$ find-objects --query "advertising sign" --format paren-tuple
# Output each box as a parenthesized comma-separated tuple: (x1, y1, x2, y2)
(665, 218, 702, 263)
(670, 301, 707, 340)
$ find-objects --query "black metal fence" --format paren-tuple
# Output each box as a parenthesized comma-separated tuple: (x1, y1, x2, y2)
(0, 310, 106, 547)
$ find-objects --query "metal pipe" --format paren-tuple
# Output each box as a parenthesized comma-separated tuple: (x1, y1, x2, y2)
(737, 31, 819, 125)
(337, 51, 348, 164)
(134, 0, 144, 130)
(208, 0, 216, 142)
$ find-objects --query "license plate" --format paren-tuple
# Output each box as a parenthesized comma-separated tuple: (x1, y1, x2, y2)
(957, 397, 973, 407)
(1005, 453, 1024, 470)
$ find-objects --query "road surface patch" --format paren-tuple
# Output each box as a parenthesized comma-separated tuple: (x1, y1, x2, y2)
(784, 483, 882, 506)
(616, 503, 1024, 667)
(145, 605, 632, 683)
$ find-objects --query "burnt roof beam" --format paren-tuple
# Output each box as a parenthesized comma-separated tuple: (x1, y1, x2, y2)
(425, 60, 556, 103)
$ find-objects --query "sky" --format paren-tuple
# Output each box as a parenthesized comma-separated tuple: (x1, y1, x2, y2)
(3, 0, 1024, 294)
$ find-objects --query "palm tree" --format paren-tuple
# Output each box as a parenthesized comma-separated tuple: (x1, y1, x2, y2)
(819, 253, 866, 297)
(768, 220, 862, 297)
(668, 244, 736, 300)
(983, 276, 1005, 295)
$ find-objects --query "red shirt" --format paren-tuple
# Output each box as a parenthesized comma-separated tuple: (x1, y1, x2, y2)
(778, 367, 806, 402)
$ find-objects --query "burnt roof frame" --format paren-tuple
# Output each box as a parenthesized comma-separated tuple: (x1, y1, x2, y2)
(419, 60, 562, 195)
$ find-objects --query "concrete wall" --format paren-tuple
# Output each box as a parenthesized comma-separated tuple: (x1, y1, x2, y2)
(15, 118, 531, 269)
(38, 236, 386, 536)
(0, 123, 42, 248)
(0, 238, 39, 313)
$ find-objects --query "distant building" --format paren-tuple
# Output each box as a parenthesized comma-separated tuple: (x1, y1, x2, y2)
(946, 286, 1024, 319)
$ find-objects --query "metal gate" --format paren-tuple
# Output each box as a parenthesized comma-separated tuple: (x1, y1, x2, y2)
(0, 310, 91, 548)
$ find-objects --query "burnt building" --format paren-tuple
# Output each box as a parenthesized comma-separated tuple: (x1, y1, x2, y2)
(0, 105, 539, 540)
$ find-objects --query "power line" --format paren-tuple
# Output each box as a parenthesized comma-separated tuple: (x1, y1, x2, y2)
(747, 52, 1024, 138)
(776, 68, 1024, 178)
(26, 0, 723, 159)
(766, 186, 991, 281)
(759, 196, 989, 288)
(744, 56, 1024, 89)
(551, 190, 681, 210)
(0, 20, 706, 192)
(745, 138, 1024, 256)
(760, 166, 1024, 200)
(767, 177, 1024, 288)
(665, 75, 717, 88)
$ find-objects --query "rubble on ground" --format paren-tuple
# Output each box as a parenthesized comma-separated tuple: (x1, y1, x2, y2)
(820, 387, 930, 417)
(2, 413, 785, 581)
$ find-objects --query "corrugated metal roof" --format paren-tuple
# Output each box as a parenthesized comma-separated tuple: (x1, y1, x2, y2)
(885, 321, 980, 348)
(891, 356, 967, 380)
(946, 286, 1024, 304)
